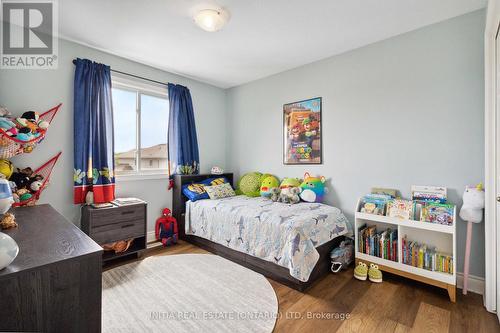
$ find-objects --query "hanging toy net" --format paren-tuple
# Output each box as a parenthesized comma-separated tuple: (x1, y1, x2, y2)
(0, 103, 61, 159)
(13, 152, 62, 207)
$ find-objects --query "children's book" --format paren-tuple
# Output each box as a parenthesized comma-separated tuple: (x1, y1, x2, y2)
(411, 185, 447, 203)
(421, 202, 454, 225)
(387, 199, 413, 220)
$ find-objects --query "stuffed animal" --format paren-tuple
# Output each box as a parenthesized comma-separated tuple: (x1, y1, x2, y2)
(270, 187, 281, 202)
(29, 180, 43, 192)
(459, 183, 485, 223)
(10, 167, 33, 189)
(0, 159, 13, 179)
(279, 177, 301, 195)
(260, 175, 279, 197)
(0, 213, 17, 230)
(279, 186, 301, 204)
(237, 172, 268, 197)
(102, 239, 134, 253)
(299, 172, 328, 203)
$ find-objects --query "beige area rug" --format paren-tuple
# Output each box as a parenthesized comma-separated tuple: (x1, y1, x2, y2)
(102, 254, 278, 333)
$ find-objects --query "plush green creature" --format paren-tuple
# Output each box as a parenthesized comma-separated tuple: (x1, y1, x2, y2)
(260, 175, 280, 197)
(237, 172, 265, 197)
(279, 177, 301, 190)
(278, 178, 302, 204)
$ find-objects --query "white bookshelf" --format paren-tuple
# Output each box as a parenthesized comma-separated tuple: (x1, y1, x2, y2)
(354, 199, 457, 302)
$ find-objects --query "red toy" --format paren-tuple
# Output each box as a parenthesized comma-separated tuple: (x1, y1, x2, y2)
(155, 208, 178, 246)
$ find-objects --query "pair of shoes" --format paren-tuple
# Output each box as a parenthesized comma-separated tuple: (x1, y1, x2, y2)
(354, 262, 383, 283)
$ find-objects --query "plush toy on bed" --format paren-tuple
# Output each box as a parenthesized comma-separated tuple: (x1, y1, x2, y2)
(274, 177, 302, 204)
(260, 175, 279, 197)
(279, 187, 301, 204)
(237, 172, 270, 197)
(299, 172, 328, 203)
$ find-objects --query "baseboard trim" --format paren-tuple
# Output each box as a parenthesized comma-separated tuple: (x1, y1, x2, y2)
(147, 230, 156, 243)
(456, 272, 485, 295)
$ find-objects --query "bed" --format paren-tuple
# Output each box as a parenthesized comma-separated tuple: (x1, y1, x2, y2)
(172, 173, 352, 291)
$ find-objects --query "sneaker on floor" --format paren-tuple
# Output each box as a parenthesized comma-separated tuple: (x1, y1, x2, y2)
(354, 262, 368, 281)
(368, 263, 383, 283)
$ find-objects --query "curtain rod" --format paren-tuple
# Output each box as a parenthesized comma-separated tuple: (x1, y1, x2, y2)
(72, 59, 168, 87)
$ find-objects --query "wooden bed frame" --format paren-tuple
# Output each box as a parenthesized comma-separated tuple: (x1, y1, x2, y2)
(172, 173, 344, 292)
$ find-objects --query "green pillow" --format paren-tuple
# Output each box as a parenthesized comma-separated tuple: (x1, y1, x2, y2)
(237, 172, 265, 197)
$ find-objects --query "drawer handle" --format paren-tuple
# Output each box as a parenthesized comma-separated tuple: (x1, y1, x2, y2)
(121, 223, 135, 229)
(121, 211, 134, 215)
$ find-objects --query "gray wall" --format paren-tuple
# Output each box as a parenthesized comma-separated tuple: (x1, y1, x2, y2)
(226, 11, 486, 277)
(0, 39, 227, 235)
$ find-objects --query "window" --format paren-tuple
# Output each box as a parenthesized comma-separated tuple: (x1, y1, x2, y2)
(112, 74, 169, 177)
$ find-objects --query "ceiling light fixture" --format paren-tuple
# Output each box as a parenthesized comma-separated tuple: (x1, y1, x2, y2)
(193, 9, 229, 32)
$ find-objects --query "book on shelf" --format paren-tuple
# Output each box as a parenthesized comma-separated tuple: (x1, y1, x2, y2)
(401, 235, 453, 274)
(357, 224, 397, 262)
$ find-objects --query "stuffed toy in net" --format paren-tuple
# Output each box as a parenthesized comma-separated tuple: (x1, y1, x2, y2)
(0, 104, 61, 159)
(11, 152, 61, 207)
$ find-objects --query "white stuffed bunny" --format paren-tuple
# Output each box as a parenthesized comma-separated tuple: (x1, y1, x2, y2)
(459, 183, 485, 223)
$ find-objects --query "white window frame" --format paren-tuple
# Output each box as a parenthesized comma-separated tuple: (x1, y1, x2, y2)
(111, 73, 169, 181)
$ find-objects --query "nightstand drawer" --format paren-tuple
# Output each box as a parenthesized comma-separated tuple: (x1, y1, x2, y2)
(91, 219, 144, 244)
(90, 204, 145, 227)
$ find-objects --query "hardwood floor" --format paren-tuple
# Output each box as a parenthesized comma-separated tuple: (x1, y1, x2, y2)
(106, 240, 499, 333)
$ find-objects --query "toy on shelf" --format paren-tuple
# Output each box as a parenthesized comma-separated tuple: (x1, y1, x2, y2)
(10, 152, 61, 207)
(299, 172, 327, 203)
(210, 166, 223, 175)
(459, 183, 485, 295)
(155, 208, 178, 246)
(0, 103, 61, 159)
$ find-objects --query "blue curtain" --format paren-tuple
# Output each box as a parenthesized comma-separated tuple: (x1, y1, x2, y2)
(168, 83, 200, 175)
(73, 58, 115, 204)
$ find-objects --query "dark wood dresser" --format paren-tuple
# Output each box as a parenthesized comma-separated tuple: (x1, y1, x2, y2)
(0, 204, 103, 333)
(81, 202, 147, 262)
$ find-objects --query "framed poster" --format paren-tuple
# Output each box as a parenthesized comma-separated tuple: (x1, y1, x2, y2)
(283, 97, 322, 164)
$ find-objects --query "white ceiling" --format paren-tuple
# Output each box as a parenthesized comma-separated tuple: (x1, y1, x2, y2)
(59, 0, 486, 88)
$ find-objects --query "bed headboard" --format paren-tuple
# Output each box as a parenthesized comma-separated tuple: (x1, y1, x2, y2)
(172, 173, 234, 239)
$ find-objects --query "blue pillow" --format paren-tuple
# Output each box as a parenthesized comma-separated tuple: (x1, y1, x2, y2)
(182, 177, 231, 202)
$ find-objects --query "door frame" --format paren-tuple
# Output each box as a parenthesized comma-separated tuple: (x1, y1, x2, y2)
(485, 0, 500, 315)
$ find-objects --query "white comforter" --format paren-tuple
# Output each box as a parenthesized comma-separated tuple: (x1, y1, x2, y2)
(185, 195, 352, 282)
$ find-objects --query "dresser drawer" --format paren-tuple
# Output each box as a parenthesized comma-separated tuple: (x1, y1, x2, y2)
(91, 219, 145, 244)
(90, 204, 145, 227)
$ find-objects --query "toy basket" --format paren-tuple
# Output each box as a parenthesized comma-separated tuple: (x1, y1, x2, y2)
(13, 152, 62, 207)
(0, 103, 61, 159)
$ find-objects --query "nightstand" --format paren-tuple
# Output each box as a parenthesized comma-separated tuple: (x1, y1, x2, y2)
(81, 202, 147, 262)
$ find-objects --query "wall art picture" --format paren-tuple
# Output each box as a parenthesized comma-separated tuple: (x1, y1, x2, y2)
(283, 97, 322, 164)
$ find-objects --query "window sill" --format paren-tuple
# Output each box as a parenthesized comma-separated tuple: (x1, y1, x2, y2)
(116, 173, 169, 182)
